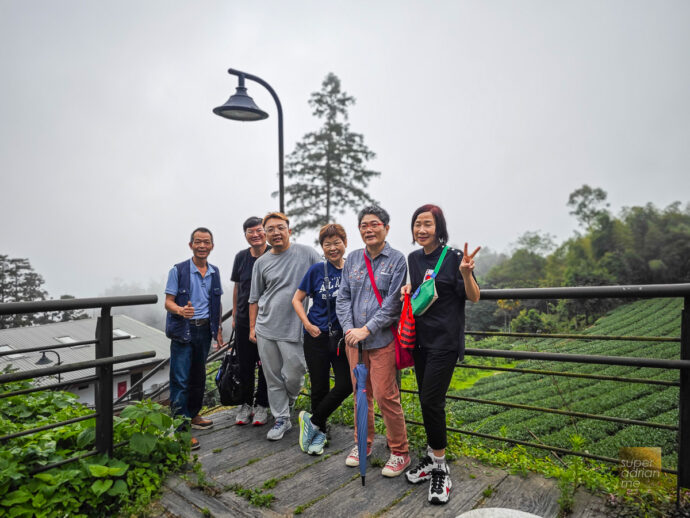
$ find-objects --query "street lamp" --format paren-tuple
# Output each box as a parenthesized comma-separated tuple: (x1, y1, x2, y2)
(213, 68, 285, 213)
(35, 350, 62, 383)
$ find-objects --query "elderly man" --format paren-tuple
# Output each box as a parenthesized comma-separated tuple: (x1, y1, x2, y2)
(336, 205, 410, 477)
(165, 227, 223, 451)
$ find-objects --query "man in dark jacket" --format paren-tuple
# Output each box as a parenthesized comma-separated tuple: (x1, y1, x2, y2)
(165, 227, 223, 450)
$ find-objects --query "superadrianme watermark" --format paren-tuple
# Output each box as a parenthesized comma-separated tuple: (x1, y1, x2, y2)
(618, 447, 661, 489)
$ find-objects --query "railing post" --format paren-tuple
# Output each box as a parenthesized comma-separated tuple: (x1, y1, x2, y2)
(679, 297, 690, 493)
(95, 307, 113, 457)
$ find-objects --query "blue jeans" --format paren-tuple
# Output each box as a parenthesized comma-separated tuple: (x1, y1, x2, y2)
(169, 324, 212, 419)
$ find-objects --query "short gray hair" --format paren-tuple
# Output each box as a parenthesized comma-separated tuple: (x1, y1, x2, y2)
(357, 205, 390, 226)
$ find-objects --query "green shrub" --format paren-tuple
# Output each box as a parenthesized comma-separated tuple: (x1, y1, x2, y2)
(0, 380, 189, 517)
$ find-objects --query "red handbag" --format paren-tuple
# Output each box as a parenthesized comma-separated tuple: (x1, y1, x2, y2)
(398, 293, 416, 349)
(363, 252, 415, 369)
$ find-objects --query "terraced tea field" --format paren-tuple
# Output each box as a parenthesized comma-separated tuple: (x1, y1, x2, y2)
(446, 298, 682, 468)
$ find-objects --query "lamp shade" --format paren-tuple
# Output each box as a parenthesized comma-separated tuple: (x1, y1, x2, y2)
(213, 86, 268, 121)
(35, 352, 53, 365)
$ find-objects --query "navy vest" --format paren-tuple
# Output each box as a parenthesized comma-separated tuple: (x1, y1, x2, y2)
(165, 259, 222, 342)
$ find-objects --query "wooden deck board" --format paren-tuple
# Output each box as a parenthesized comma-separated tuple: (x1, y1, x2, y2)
(155, 409, 618, 518)
(476, 473, 562, 518)
(383, 459, 509, 518)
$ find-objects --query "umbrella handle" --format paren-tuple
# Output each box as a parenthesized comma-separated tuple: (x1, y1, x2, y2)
(358, 341, 363, 363)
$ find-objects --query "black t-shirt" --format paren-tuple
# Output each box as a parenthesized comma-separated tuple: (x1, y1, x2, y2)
(408, 245, 476, 357)
(231, 246, 271, 326)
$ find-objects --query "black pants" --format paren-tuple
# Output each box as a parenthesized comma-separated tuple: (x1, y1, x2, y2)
(303, 332, 352, 430)
(235, 323, 268, 408)
(413, 347, 458, 450)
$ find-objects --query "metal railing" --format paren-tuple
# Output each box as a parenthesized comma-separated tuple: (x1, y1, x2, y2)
(0, 295, 158, 473)
(395, 284, 690, 492)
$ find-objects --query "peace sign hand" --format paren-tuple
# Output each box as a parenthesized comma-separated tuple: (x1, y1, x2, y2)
(459, 242, 481, 277)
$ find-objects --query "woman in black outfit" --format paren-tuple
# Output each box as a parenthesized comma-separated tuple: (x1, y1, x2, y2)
(401, 204, 480, 505)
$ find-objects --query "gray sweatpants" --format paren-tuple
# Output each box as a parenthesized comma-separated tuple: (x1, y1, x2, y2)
(256, 335, 306, 419)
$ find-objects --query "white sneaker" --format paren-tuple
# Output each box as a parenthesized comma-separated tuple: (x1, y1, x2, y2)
(266, 418, 292, 441)
(428, 466, 452, 505)
(235, 404, 253, 425)
(405, 455, 434, 484)
(252, 405, 268, 426)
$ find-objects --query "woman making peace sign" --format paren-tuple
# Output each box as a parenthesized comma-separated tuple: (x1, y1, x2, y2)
(401, 204, 480, 505)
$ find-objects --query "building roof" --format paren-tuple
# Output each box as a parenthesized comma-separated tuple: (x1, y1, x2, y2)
(0, 315, 169, 385)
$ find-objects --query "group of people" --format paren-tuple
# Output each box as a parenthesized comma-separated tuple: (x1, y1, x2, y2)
(163, 204, 479, 505)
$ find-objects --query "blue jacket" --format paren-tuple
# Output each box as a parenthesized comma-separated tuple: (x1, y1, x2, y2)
(165, 259, 222, 342)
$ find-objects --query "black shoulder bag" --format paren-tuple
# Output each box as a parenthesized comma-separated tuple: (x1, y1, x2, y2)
(323, 261, 343, 355)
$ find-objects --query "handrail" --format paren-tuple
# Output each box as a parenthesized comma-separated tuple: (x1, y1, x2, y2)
(479, 283, 690, 300)
(0, 294, 158, 314)
(0, 351, 157, 383)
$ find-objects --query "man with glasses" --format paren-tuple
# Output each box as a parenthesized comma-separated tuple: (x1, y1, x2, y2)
(336, 206, 410, 476)
(165, 227, 223, 451)
(249, 212, 321, 440)
(230, 217, 271, 426)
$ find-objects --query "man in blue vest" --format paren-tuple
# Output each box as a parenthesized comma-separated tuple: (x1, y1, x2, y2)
(165, 227, 223, 451)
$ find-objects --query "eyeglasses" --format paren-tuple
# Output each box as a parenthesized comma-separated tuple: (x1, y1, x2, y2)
(265, 225, 288, 234)
(322, 240, 344, 249)
(245, 229, 265, 236)
(359, 221, 383, 231)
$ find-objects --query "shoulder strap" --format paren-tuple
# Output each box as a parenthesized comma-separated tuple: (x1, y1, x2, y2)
(323, 261, 333, 333)
(431, 246, 449, 279)
(363, 251, 383, 306)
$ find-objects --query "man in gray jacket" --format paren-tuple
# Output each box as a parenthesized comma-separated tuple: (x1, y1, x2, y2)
(249, 212, 321, 440)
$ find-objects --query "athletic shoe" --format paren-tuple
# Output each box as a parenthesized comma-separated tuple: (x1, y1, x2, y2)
(308, 430, 327, 456)
(345, 444, 372, 467)
(235, 404, 253, 425)
(252, 405, 269, 426)
(381, 452, 411, 477)
(190, 437, 200, 451)
(428, 466, 452, 505)
(191, 415, 213, 430)
(298, 411, 317, 452)
(266, 418, 292, 441)
(405, 455, 434, 484)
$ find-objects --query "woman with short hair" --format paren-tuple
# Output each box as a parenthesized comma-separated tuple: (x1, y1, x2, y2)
(401, 204, 480, 505)
(292, 223, 352, 455)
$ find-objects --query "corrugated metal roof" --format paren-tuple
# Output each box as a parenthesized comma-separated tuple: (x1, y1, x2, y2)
(0, 315, 169, 384)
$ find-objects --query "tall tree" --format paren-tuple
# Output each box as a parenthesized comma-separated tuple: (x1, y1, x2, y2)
(567, 184, 610, 229)
(0, 255, 87, 328)
(0, 255, 49, 328)
(282, 73, 380, 234)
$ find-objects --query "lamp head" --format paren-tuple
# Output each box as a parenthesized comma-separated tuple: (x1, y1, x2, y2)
(35, 352, 53, 365)
(213, 75, 268, 121)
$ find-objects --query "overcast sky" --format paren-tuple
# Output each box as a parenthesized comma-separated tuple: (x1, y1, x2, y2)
(1, 1, 689, 303)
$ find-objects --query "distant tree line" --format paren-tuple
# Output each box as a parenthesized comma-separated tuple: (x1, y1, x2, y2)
(467, 185, 690, 333)
(0, 255, 86, 329)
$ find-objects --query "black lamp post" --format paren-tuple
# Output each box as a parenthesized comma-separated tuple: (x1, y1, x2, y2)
(36, 350, 62, 383)
(213, 68, 285, 213)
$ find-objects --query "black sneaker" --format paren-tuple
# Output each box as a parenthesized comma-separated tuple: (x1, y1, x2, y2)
(428, 467, 452, 505)
(405, 455, 433, 484)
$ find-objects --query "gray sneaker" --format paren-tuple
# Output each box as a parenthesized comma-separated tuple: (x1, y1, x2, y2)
(252, 405, 269, 426)
(267, 417, 292, 441)
(235, 404, 253, 425)
(308, 430, 327, 455)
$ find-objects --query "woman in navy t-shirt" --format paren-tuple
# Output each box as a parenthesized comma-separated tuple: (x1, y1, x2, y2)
(401, 204, 480, 505)
(292, 223, 352, 455)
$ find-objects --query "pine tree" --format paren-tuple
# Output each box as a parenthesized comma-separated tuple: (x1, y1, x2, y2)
(0, 255, 86, 328)
(282, 73, 380, 234)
